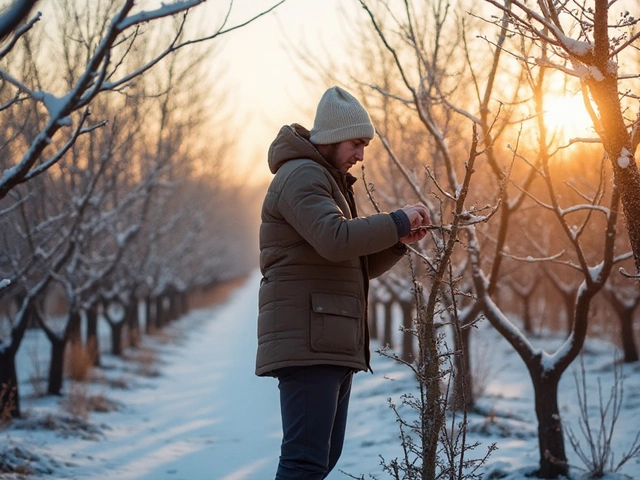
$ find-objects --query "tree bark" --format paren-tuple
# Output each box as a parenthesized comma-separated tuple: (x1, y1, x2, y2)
(67, 310, 82, 345)
(400, 300, 414, 362)
(382, 301, 393, 348)
(620, 311, 639, 363)
(585, 0, 640, 274)
(145, 295, 155, 334)
(126, 298, 139, 347)
(47, 336, 66, 395)
(453, 325, 474, 411)
(110, 320, 124, 356)
(155, 296, 165, 329)
(532, 369, 567, 478)
(605, 290, 640, 363)
(0, 349, 20, 418)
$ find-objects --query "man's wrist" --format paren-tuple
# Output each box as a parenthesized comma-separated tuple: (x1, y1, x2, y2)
(390, 210, 411, 238)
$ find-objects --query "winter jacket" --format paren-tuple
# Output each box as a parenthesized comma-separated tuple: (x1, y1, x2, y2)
(255, 124, 407, 376)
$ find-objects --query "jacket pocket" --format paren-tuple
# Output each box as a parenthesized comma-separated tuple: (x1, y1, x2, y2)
(309, 291, 362, 354)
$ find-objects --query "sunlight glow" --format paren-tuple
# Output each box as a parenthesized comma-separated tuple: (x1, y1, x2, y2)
(543, 94, 595, 144)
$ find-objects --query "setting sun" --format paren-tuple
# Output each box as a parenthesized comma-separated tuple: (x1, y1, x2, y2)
(543, 94, 595, 143)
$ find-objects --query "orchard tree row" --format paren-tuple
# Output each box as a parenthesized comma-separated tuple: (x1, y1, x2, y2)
(0, 0, 281, 421)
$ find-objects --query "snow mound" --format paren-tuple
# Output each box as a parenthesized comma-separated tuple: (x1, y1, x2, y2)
(11, 411, 109, 441)
(0, 444, 63, 477)
(467, 414, 537, 439)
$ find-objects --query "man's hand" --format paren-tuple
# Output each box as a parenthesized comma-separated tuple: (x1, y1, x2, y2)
(399, 227, 428, 244)
(401, 204, 430, 229)
(399, 204, 430, 245)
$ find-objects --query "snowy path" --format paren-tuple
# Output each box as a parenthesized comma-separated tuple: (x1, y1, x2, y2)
(98, 270, 283, 480)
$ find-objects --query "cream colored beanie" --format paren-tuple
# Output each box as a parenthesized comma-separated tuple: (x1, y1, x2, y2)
(309, 86, 375, 145)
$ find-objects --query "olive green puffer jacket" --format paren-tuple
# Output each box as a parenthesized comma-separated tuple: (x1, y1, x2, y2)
(255, 124, 406, 376)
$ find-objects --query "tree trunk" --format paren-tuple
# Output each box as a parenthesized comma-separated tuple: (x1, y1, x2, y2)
(400, 300, 414, 362)
(110, 320, 125, 356)
(0, 349, 20, 418)
(587, 1, 640, 274)
(532, 372, 567, 478)
(563, 294, 574, 336)
(369, 299, 379, 340)
(382, 301, 393, 348)
(67, 310, 82, 345)
(47, 336, 66, 395)
(453, 324, 474, 411)
(145, 295, 155, 334)
(155, 296, 165, 329)
(418, 294, 443, 480)
(126, 298, 140, 347)
(1, 295, 41, 417)
(522, 296, 533, 334)
(620, 310, 639, 363)
(86, 305, 101, 366)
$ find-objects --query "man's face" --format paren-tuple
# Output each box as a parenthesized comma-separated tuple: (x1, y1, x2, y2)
(324, 138, 370, 173)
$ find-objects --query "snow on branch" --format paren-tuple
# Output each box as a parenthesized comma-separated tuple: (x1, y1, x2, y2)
(0, 9, 40, 59)
(116, 0, 205, 30)
(502, 251, 565, 263)
(0, 0, 39, 43)
(0, 0, 285, 201)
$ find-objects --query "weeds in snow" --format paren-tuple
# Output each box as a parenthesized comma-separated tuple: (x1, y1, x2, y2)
(60, 381, 119, 420)
(0, 382, 17, 426)
(565, 354, 640, 478)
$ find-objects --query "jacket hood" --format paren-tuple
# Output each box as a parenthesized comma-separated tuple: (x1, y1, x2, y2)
(268, 124, 333, 174)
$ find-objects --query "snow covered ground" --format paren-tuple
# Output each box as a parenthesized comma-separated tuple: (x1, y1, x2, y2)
(2, 270, 640, 479)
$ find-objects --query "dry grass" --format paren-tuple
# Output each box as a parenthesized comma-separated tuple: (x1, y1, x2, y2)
(65, 341, 95, 383)
(61, 382, 91, 419)
(0, 383, 17, 428)
(60, 382, 120, 420)
(149, 326, 183, 345)
(122, 345, 160, 377)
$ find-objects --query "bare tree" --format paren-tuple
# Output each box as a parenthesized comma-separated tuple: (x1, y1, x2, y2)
(482, 0, 640, 275)
(0, 0, 285, 201)
(603, 277, 640, 363)
(502, 273, 540, 334)
(320, 0, 516, 476)
(0, 0, 285, 417)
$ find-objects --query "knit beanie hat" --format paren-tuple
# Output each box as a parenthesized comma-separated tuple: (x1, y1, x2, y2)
(309, 86, 375, 145)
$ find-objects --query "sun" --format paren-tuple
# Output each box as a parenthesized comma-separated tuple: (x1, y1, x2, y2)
(542, 94, 595, 143)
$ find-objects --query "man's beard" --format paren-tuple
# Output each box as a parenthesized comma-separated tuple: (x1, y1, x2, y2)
(321, 144, 340, 170)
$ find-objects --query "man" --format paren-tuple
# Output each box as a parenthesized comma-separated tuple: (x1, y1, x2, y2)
(256, 86, 430, 479)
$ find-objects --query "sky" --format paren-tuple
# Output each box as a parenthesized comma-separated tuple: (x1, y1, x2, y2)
(201, 0, 362, 183)
(0, 0, 359, 183)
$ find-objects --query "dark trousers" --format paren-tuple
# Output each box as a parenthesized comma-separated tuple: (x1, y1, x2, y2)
(274, 365, 354, 480)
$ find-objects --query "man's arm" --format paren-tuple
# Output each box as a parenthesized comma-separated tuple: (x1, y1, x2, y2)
(277, 163, 400, 262)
